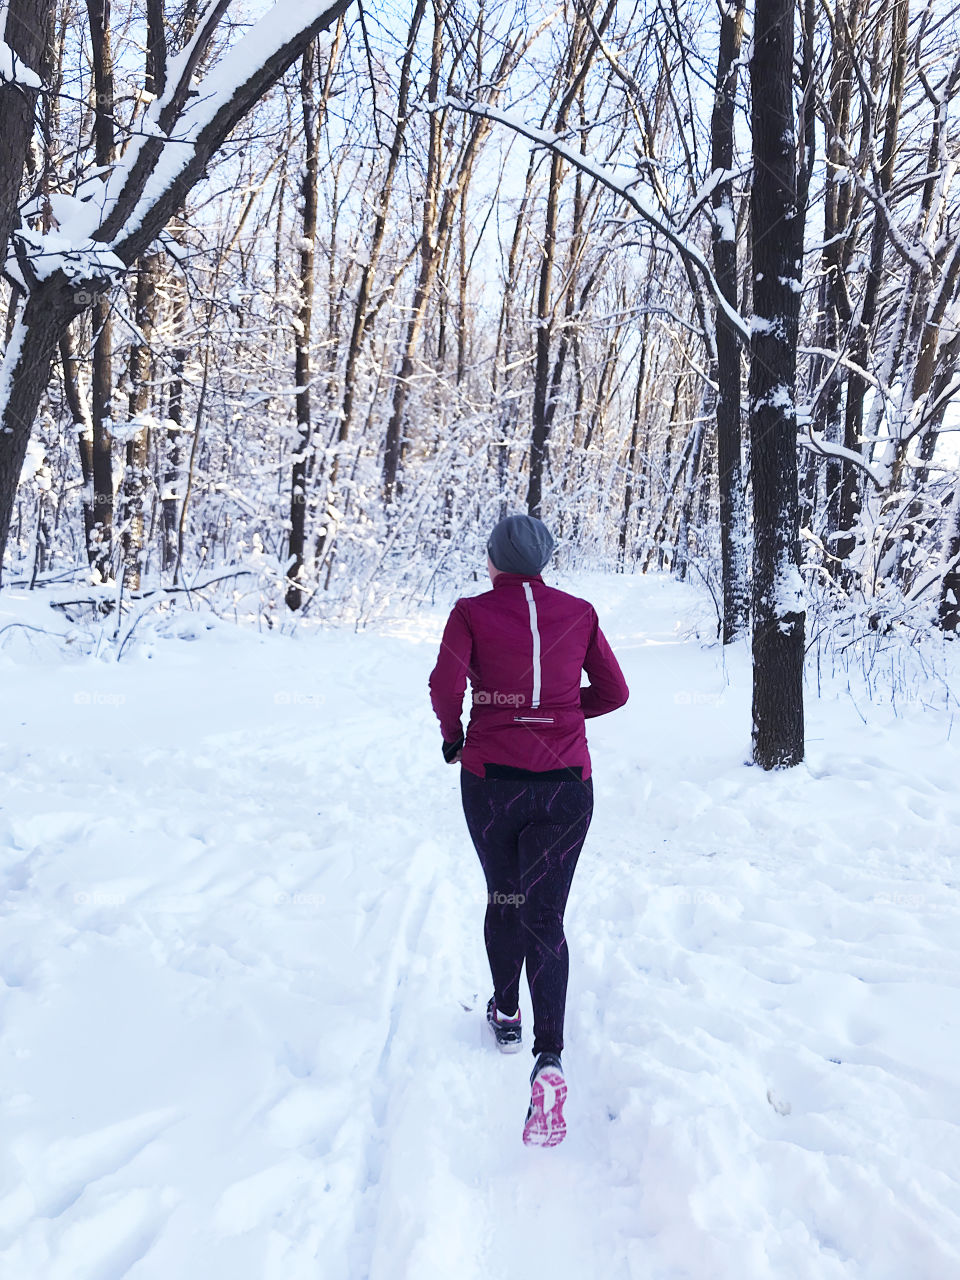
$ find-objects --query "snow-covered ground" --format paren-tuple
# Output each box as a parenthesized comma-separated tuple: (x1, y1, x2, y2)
(1, 571, 959, 1279)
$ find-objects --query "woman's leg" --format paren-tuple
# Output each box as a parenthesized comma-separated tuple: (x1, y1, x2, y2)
(460, 771, 526, 1017)
(516, 777, 594, 1055)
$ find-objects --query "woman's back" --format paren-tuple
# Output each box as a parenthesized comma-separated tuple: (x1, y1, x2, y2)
(429, 570, 628, 778)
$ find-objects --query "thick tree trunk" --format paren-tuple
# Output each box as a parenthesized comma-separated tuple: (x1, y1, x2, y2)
(749, 0, 805, 769)
(0, 280, 87, 580)
(0, 0, 53, 271)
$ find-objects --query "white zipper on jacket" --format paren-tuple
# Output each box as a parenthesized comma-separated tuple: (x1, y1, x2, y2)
(522, 580, 541, 709)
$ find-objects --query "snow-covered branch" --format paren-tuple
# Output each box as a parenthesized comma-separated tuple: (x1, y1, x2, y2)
(434, 96, 751, 343)
(89, 0, 354, 265)
(799, 426, 888, 489)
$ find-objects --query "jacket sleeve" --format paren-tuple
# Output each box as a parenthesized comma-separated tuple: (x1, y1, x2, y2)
(580, 608, 629, 718)
(429, 599, 473, 741)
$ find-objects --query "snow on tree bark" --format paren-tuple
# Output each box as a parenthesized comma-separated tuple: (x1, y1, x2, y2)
(286, 41, 322, 613)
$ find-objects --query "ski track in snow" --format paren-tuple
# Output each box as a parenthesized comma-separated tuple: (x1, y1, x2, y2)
(1, 572, 959, 1278)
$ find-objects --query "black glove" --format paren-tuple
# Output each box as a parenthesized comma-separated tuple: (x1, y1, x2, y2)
(442, 733, 465, 763)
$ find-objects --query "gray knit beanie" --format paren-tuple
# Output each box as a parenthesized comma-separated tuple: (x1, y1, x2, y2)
(487, 514, 555, 576)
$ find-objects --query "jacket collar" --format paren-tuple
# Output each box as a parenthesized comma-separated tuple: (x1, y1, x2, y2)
(492, 573, 544, 588)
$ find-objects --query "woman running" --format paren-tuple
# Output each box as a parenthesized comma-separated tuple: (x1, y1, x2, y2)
(429, 514, 629, 1146)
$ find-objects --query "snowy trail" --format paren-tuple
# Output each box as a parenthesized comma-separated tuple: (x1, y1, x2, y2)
(2, 573, 960, 1278)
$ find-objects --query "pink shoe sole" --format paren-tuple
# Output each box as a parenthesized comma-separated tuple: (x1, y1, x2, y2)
(522, 1068, 567, 1147)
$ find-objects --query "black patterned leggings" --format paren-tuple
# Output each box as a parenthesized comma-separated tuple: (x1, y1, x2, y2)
(460, 769, 594, 1057)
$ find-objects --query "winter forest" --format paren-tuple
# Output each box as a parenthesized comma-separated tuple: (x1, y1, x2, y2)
(1, 0, 958, 756)
(2, 0, 960, 1274)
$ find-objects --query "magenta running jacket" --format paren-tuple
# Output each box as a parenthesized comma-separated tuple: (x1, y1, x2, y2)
(428, 573, 629, 778)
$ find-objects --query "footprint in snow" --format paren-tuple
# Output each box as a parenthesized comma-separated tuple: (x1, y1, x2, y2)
(766, 1088, 792, 1116)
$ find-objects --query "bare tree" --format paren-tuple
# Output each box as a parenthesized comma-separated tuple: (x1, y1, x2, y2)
(0, 0, 354, 574)
(381, 2, 533, 508)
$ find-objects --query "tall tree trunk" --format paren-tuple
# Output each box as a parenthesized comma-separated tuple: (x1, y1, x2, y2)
(381, 15, 527, 507)
(90, 295, 115, 581)
(59, 327, 97, 561)
(162, 282, 186, 577)
(819, 0, 858, 568)
(749, 0, 805, 769)
(675, 413, 707, 582)
(286, 42, 321, 611)
(87, 0, 117, 582)
(0, 0, 53, 272)
(526, 0, 616, 518)
(711, 0, 749, 640)
(0, 279, 87, 580)
(528, 147, 562, 519)
(381, 1, 446, 507)
(122, 254, 160, 588)
(490, 151, 538, 523)
(318, 0, 427, 568)
(620, 316, 650, 567)
(938, 477, 960, 633)
(118, 0, 167, 588)
(840, 0, 909, 586)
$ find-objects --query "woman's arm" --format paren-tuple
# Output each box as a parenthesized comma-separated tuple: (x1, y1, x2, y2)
(429, 600, 473, 743)
(580, 609, 629, 717)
